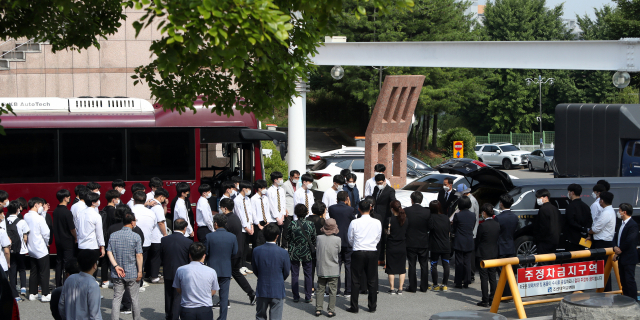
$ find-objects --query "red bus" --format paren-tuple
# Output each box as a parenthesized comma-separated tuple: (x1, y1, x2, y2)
(0, 97, 286, 252)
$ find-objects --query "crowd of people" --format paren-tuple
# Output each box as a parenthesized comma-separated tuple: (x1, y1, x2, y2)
(0, 168, 636, 320)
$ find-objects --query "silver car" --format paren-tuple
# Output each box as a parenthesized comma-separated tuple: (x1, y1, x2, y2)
(526, 149, 554, 172)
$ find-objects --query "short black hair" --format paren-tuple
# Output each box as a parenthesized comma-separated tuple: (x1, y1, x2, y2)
(239, 181, 252, 190)
(131, 183, 146, 193)
(499, 193, 513, 209)
(340, 169, 351, 178)
(133, 190, 146, 204)
(114, 204, 131, 223)
(105, 189, 121, 203)
(17, 197, 26, 211)
(78, 250, 99, 272)
(294, 204, 308, 218)
(174, 218, 188, 231)
(270, 171, 283, 182)
(619, 203, 633, 216)
(289, 170, 300, 177)
(112, 179, 126, 189)
(333, 175, 345, 184)
(374, 164, 386, 172)
(593, 184, 606, 193)
(600, 191, 614, 205)
(213, 214, 228, 229)
(444, 177, 454, 185)
(337, 191, 348, 202)
(28, 197, 44, 209)
(123, 212, 136, 225)
(56, 189, 71, 202)
(301, 174, 313, 183)
(189, 242, 206, 261)
(219, 198, 234, 212)
(231, 176, 241, 183)
(568, 183, 582, 196)
(176, 182, 190, 196)
(254, 180, 268, 190)
(596, 180, 610, 191)
(263, 223, 280, 241)
(86, 182, 101, 191)
(0, 190, 7, 202)
(364, 196, 376, 207)
(312, 201, 326, 216)
(76, 188, 89, 202)
(221, 181, 235, 194)
(457, 196, 471, 210)
(65, 258, 80, 276)
(535, 189, 550, 199)
(84, 192, 100, 206)
(481, 203, 494, 217)
(359, 198, 372, 212)
(154, 187, 169, 199)
(374, 174, 385, 182)
(410, 191, 423, 204)
(346, 173, 357, 182)
(149, 177, 163, 189)
(74, 184, 88, 197)
(6, 201, 20, 215)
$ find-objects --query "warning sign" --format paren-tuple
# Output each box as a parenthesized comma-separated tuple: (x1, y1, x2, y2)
(453, 141, 464, 158)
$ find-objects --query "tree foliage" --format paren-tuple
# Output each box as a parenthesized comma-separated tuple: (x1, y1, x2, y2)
(261, 141, 288, 187)
(438, 127, 477, 159)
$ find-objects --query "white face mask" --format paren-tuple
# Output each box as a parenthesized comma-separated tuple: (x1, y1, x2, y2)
(245, 189, 252, 196)
(261, 189, 268, 195)
(231, 189, 238, 196)
(119, 188, 126, 195)
(336, 184, 343, 191)
(443, 186, 450, 192)
(276, 179, 284, 186)
(617, 211, 622, 219)
(114, 199, 120, 205)
(37, 206, 44, 214)
(591, 192, 598, 199)
(95, 200, 101, 207)
(347, 183, 356, 188)
(567, 192, 571, 199)
(536, 198, 544, 206)
(378, 183, 386, 189)
(291, 179, 299, 184)
(205, 192, 212, 199)
(95, 191, 100, 195)
(3, 200, 8, 207)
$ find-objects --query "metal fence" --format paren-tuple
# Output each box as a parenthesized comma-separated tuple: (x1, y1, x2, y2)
(475, 131, 555, 145)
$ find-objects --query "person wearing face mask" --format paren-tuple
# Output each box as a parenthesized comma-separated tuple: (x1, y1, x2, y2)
(267, 172, 286, 245)
(77, 192, 106, 285)
(231, 177, 242, 199)
(588, 191, 616, 292)
(7, 200, 30, 299)
(112, 179, 127, 197)
(251, 180, 273, 249)
(148, 188, 169, 284)
(364, 164, 390, 197)
(293, 174, 315, 220)
(590, 184, 606, 222)
(532, 189, 560, 261)
(52, 191, 76, 289)
(197, 184, 216, 243)
(24, 197, 51, 301)
(86, 181, 101, 200)
(322, 175, 346, 210)
(613, 203, 638, 300)
(234, 181, 255, 275)
(147, 177, 163, 201)
(493, 194, 518, 297)
(71, 188, 90, 228)
(282, 170, 301, 249)
(98, 189, 123, 288)
(475, 203, 499, 307)
(562, 184, 593, 255)
(173, 183, 195, 238)
(437, 177, 458, 217)
(343, 173, 361, 210)
(372, 174, 396, 265)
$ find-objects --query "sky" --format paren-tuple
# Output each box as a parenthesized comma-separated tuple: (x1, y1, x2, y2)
(478, 0, 614, 19)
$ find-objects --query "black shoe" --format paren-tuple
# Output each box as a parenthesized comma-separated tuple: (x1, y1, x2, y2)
(471, 277, 475, 283)
(476, 301, 490, 307)
(293, 298, 300, 303)
(304, 299, 312, 303)
(360, 290, 368, 294)
(346, 307, 358, 313)
(405, 288, 417, 293)
(369, 308, 376, 313)
(462, 284, 469, 289)
(454, 285, 463, 289)
(249, 294, 257, 306)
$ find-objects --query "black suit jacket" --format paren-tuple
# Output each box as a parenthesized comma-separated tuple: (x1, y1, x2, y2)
(373, 185, 396, 220)
(437, 189, 458, 217)
(452, 209, 475, 252)
(328, 202, 357, 248)
(563, 198, 592, 245)
(614, 218, 639, 266)
(494, 210, 518, 256)
(404, 204, 430, 249)
(475, 218, 500, 259)
(160, 232, 193, 280)
(534, 202, 561, 245)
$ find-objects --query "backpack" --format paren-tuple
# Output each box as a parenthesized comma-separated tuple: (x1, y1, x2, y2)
(6, 217, 22, 254)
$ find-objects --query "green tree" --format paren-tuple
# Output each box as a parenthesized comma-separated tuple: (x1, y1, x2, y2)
(261, 141, 288, 187)
(438, 127, 477, 159)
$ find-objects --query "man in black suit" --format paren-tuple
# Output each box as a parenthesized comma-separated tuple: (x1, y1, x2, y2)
(494, 194, 518, 297)
(160, 219, 193, 320)
(533, 189, 560, 259)
(437, 177, 458, 217)
(328, 191, 358, 297)
(372, 174, 396, 264)
(563, 184, 593, 253)
(475, 203, 500, 307)
(404, 191, 431, 292)
(613, 203, 639, 300)
(452, 196, 475, 289)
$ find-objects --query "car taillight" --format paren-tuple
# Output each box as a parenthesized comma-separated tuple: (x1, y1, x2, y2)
(12, 298, 19, 320)
(312, 173, 331, 180)
(309, 155, 321, 161)
(472, 160, 487, 167)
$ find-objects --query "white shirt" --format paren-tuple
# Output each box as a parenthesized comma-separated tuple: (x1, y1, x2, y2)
(134, 204, 157, 247)
(591, 205, 616, 241)
(233, 194, 254, 232)
(173, 198, 193, 237)
(267, 185, 286, 219)
(348, 214, 382, 251)
(618, 217, 630, 247)
(147, 191, 155, 201)
(149, 199, 166, 244)
(24, 211, 51, 259)
(196, 197, 214, 232)
(251, 193, 275, 224)
(70, 201, 88, 229)
(322, 187, 339, 209)
(6, 215, 30, 254)
(293, 188, 314, 220)
(76, 207, 105, 250)
(364, 176, 390, 198)
(590, 197, 603, 222)
(0, 230, 10, 271)
(127, 199, 135, 210)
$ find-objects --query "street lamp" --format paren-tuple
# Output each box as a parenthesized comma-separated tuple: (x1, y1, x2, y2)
(525, 75, 554, 148)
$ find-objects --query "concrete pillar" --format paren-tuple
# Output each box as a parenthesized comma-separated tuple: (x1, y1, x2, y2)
(287, 80, 308, 175)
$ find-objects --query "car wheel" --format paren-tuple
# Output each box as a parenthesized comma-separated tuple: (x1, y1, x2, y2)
(515, 236, 537, 268)
(528, 162, 534, 171)
(544, 163, 549, 172)
(502, 159, 512, 170)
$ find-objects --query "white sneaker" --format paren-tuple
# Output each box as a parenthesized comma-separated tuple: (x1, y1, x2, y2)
(101, 281, 110, 289)
(240, 268, 248, 276)
(41, 294, 51, 302)
(139, 287, 146, 293)
(28, 294, 38, 301)
(142, 281, 150, 288)
(239, 267, 247, 273)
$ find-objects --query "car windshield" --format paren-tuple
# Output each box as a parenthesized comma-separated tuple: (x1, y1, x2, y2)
(544, 150, 554, 156)
(408, 156, 433, 170)
(402, 174, 456, 193)
(474, 146, 482, 151)
(311, 159, 328, 170)
(499, 145, 520, 152)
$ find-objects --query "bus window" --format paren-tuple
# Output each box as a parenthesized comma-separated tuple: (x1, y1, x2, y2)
(200, 143, 231, 178)
(0, 129, 57, 183)
(127, 128, 195, 181)
(60, 129, 125, 182)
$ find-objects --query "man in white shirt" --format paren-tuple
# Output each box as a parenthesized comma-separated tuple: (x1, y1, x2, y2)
(24, 197, 52, 301)
(364, 164, 390, 198)
(293, 174, 315, 220)
(590, 184, 606, 222)
(218, 181, 235, 212)
(346, 198, 381, 314)
(281, 170, 300, 248)
(322, 175, 345, 210)
(174, 182, 195, 238)
(147, 177, 163, 201)
(234, 181, 254, 274)
(6, 200, 29, 297)
(131, 190, 158, 286)
(251, 180, 272, 248)
(588, 191, 616, 292)
(70, 188, 89, 227)
(76, 193, 106, 281)
(148, 188, 169, 283)
(267, 172, 286, 245)
(196, 184, 215, 242)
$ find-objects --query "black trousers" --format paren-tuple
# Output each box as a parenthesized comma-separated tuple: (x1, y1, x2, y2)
(231, 256, 255, 296)
(377, 217, 387, 261)
(479, 265, 497, 302)
(29, 255, 50, 296)
(141, 246, 150, 285)
(241, 233, 250, 269)
(281, 216, 292, 248)
(252, 224, 266, 248)
(592, 239, 613, 292)
(350, 251, 377, 311)
(454, 250, 472, 287)
(10, 253, 27, 291)
(338, 246, 352, 295)
(619, 263, 637, 300)
(180, 306, 213, 320)
(197, 227, 211, 243)
(406, 247, 429, 292)
(54, 246, 75, 287)
(430, 252, 450, 286)
(147, 243, 162, 279)
(164, 280, 181, 320)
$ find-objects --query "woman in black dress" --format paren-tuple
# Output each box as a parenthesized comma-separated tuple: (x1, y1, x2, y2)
(385, 200, 409, 294)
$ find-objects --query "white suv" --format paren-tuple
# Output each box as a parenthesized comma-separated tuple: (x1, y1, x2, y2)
(475, 143, 529, 170)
